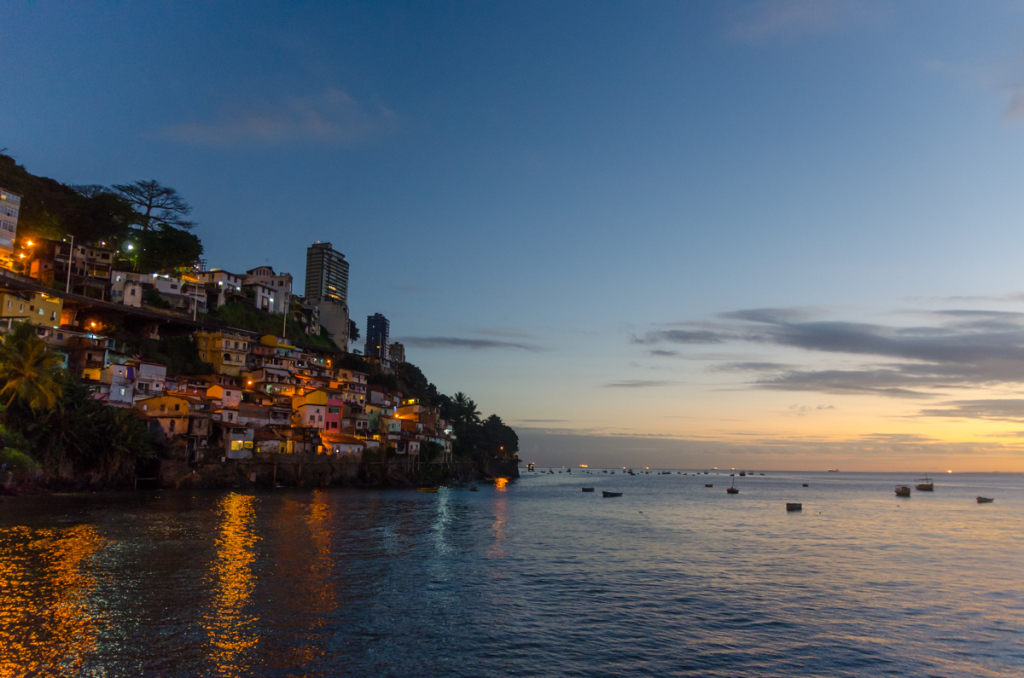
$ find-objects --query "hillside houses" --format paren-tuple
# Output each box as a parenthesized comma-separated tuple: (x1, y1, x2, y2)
(0, 226, 456, 469)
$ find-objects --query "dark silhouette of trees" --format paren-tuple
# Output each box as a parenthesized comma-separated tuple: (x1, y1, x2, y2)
(112, 180, 195, 231)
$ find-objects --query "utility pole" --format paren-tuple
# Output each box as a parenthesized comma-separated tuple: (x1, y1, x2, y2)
(64, 234, 74, 294)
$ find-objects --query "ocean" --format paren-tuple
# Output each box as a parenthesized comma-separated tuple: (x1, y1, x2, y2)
(0, 470, 1021, 677)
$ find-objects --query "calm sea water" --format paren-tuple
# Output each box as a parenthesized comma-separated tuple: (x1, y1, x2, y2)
(1, 470, 1021, 677)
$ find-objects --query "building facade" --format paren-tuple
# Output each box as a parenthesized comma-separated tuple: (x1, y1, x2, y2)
(365, 313, 390, 362)
(0, 188, 20, 263)
(245, 266, 292, 315)
(304, 242, 349, 348)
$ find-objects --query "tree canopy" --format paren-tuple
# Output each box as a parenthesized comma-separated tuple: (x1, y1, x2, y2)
(112, 180, 195, 231)
(0, 154, 203, 273)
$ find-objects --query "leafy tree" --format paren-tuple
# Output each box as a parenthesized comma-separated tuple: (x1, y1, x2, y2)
(211, 300, 339, 350)
(5, 376, 155, 484)
(138, 335, 213, 376)
(135, 225, 203, 273)
(112, 180, 195, 231)
(0, 154, 135, 244)
(348, 319, 360, 342)
(0, 322, 63, 409)
(143, 287, 172, 309)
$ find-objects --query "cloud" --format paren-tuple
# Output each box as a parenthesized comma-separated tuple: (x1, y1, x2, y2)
(711, 361, 792, 373)
(856, 432, 938, 444)
(401, 336, 540, 351)
(604, 380, 677, 389)
(719, 307, 821, 324)
(161, 87, 396, 146)
(789, 404, 837, 417)
(474, 327, 536, 339)
(637, 306, 1024, 398)
(916, 399, 1024, 423)
(728, 0, 874, 43)
(633, 329, 734, 345)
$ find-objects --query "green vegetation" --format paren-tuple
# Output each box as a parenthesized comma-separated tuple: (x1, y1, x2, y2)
(138, 335, 213, 376)
(0, 323, 63, 409)
(0, 153, 202, 273)
(442, 392, 519, 463)
(4, 376, 156, 485)
(143, 287, 173, 309)
(210, 300, 339, 350)
(336, 354, 519, 462)
(0, 324, 157, 485)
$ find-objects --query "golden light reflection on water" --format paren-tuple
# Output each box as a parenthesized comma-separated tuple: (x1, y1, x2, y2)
(203, 493, 260, 678)
(487, 488, 509, 560)
(0, 524, 104, 678)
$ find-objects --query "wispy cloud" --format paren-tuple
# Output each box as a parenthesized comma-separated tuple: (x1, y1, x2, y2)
(604, 380, 677, 389)
(161, 87, 396, 146)
(916, 399, 1024, 423)
(639, 307, 1024, 398)
(728, 0, 877, 43)
(789, 404, 837, 417)
(401, 336, 540, 351)
(856, 432, 937, 444)
(474, 327, 536, 340)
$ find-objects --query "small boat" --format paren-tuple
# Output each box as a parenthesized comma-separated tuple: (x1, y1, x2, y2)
(976, 496, 994, 503)
(582, 487, 595, 492)
(418, 487, 439, 493)
(915, 475, 934, 491)
(786, 503, 802, 511)
(895, 485, 911, 497)
(705, 483, 713, 487)
(469, 486, 478, 492)
(602, 491, 622, 497)
(726, 478, 739, 494)
(802, 483, 809, 487)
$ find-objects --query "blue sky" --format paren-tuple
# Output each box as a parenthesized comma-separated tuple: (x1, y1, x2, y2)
(4, 1, 1024, 469)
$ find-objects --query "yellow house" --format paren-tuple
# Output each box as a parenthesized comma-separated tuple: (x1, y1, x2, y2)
(196, 330, 252, 376)
(292, 389, 329, 428)
(0, 291, 63, 327)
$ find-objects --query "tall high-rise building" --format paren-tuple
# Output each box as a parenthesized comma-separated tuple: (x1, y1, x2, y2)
(304, 242, 349, 304)
(365, 313, 390, 362)
(304, 242, 350, 349)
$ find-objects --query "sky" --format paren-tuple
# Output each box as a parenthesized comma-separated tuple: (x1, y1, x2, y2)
(3, 1, 1024, 471)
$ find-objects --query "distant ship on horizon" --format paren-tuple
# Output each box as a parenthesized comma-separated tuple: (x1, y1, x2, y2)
(827, 468, 840, 472)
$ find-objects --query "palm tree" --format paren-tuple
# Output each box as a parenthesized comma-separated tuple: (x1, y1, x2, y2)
(451, 391, 480, 426)
(0, 322, 63, 410)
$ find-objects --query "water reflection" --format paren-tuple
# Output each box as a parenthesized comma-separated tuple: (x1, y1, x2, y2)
(203, 493, 260, 677)
(0, 524, 104, 677)
(287, 490, 338, 666)
(488, 488, 508, 560)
